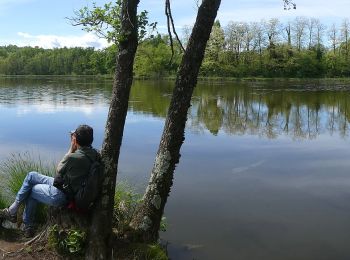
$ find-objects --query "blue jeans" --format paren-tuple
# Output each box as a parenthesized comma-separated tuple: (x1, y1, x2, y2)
(15, 171, 67, 227)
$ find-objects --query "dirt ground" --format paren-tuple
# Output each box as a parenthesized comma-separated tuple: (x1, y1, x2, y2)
(0, 222, 60, 260)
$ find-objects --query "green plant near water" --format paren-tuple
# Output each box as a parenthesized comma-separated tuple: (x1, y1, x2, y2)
(49, 224, 86, 256)
(113, 182, 142, 234)
(115, 242, 168, 260)
(113, 181, 168, 236)
(159, 216, 168, 232)
(0, 152, 56, 222)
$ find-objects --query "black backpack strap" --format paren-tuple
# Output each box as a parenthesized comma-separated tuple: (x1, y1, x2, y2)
(80, 148, 99, 164)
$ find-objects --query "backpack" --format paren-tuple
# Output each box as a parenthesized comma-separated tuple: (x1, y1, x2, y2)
(74, 151, 103, 210)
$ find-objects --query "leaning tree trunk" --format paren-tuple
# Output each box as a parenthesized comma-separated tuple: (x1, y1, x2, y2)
(130, 0, 221, 243)
(86, 0, 139, 259)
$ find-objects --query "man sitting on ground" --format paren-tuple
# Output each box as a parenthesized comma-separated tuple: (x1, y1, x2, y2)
(0, 124, 99, 237)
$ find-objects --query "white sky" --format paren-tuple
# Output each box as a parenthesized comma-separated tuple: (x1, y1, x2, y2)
(0, 0, 349, 49)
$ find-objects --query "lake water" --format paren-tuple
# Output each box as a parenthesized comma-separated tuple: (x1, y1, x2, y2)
(1, 77, 350, 259)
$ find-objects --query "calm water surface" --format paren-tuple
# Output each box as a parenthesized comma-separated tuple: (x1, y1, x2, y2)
(1, 77, 350, 260)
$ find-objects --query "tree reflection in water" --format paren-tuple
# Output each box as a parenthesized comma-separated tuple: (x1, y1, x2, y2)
(0, 77, 349, 139)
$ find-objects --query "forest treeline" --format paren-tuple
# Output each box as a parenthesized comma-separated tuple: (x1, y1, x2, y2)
(1, 17, 350, 78)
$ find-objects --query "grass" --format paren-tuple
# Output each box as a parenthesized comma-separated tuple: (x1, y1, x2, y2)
(0, 193, 7, 209)
(0, 152, 55, 196)
(113, 241, 168, 260)
(113, 182, 143, 235)
(0, 152, 56, 222)
(113, 182, 169, 259)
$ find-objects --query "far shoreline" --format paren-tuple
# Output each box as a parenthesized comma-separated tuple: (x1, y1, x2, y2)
(1, 74, 350, 83)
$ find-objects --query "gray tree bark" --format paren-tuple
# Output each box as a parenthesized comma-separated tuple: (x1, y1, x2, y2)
(86, 0, 139, 259)
(130, 0, 221, 243)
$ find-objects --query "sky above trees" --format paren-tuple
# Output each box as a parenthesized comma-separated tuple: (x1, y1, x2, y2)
(0, 0, 349, 49)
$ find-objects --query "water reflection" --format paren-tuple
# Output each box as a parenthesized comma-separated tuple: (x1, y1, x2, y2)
(0, 76, 112, 107)
(190, 82, 350, 139)
(3, 77, 348, 139)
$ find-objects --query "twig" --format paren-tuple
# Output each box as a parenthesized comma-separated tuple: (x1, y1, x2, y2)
(165, 0, 175, 65)
(25, 224, 48, 246)
(165, 0, 185, 65)
(167, 1, 185, 52)
(24, 230, 43, 246)
(0, 247, 9, 254)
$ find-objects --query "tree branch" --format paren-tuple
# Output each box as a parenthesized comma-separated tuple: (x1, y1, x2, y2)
(165, 0, 185, 65)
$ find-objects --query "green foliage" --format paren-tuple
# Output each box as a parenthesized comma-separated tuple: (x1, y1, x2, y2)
(134, 35, 181, 78)
(0, 152, 54, 195)
(49, 224, 86, 256)
(113, 181, 168, 236)
(0, 46, 102, 75)
(159, 216, 167, 232)
(73, 1, 122, 43)
(115, 242, 168, 260)
(113, 182, 142, 234)
(204, 20, 225, 62)
(71, 1, 155, 44)
(0, 193, 7, 209)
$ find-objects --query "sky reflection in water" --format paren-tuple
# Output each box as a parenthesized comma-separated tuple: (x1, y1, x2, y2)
(0, 77, 350, 260)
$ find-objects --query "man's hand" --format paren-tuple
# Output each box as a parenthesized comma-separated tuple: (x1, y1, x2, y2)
(69, 134, 78, 153)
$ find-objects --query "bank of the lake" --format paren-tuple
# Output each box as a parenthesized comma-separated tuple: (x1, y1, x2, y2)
(3, 74, 350, 84)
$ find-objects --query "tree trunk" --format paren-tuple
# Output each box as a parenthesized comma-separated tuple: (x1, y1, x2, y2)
(130, 0, 221, 243)
(86, 0, 139, 259)
(286, 25, 291, 46)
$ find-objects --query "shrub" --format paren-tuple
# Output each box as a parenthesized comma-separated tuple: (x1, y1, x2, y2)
(49, 224, 86, 256)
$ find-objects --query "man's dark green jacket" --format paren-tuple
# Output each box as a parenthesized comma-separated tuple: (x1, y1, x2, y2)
(56, 146, 99, 194)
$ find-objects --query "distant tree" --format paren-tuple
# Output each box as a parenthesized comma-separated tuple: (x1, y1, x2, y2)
(328, 23, 339, 55)
(251, 21, 267, 67)
(293, 16, 308, 51)
(134, 35, 180, 78)
(205, 20, 225, 62)
(265, 18, 281, 48)
(284, 20, 292, 46)
(307, 18, 317, 49)
(182, 25, 192, 48)
(313, 18, 326, 50)
(225, 21, 246, 64)
(340, 18, 350, 58)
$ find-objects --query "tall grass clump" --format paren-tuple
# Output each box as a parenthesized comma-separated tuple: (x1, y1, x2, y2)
(113, 181, 168, 235)
(113, 182, 142, 235)
(113, 182, 168, 259)
(114, 242, 168, 260)
(0, 193, 7, 209)
(0, 152, 56, 222)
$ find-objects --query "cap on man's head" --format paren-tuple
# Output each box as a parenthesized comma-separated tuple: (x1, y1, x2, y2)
(71, 124, 94, 147)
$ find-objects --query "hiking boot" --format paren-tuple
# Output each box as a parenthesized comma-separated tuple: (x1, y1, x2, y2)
(24, 226, 35, 238)
(0, 208, 17, 223)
